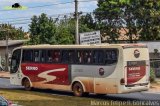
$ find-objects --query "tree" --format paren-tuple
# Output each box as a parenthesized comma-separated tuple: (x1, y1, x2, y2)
(29, 13, 57, 44)
(94, 0, 160, 42)
(94, 0, 122, 43)
(55, 18, 74, 44)
(29, 13, 96, 45)
(121, 0, 160, 41)
(0, 24, 25, 40)
(134, 0, 160, 40)
(80, 13, 96, 30)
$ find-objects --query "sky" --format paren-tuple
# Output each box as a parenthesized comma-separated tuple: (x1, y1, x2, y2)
(0, 0, 98, 32)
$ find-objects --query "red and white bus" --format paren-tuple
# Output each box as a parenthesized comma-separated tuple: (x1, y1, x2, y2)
(10, 44, 150, 96)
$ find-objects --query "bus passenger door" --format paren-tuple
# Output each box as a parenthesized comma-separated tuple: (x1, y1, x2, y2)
(10, 49, 22, 85)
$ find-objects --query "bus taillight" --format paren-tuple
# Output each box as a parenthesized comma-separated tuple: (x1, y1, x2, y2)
(120, 78, 125, 85)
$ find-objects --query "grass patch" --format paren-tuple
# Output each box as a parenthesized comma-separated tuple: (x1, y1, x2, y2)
(0, 89, 141, 106)
(0, 89, 102, 106)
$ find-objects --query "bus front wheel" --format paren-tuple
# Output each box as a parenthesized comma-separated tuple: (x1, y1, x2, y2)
(23, 79, 32, 91)
(72, 82, 85, 97)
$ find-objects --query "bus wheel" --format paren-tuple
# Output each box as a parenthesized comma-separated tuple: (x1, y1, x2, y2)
(23, 79, 32, 91)
(72, 82, 84, 97)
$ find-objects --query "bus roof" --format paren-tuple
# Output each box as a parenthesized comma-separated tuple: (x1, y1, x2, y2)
(16, 43, 147, 49)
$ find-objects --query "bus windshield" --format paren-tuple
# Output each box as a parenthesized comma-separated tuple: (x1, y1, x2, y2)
(10, 49, 21, 73)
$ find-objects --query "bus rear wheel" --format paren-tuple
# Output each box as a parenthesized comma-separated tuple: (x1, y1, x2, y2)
(73, 82, 85, 97)
(23, 79, 32, 91)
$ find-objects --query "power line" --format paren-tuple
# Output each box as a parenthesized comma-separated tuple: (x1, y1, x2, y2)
(80, 0, 98, 2)
(0, 1, 74, 12)
(5, 16, 75, 25)
(29, 1, 74, 9)
(0, 10, 92, 22)
(0, 0, 99, 25)
(0, 0, 98, 21)
(0, 12, 75, 21)
(2, 9, 159, 23)
(0, 11, 94, 23)
(0, 0, 98, 12)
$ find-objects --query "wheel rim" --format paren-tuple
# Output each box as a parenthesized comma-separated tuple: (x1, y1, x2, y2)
(74, 84, 83, 96)
(24, 80, 30, 90)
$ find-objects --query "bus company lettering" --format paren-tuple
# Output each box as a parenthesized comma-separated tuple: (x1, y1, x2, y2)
(26, 66, 38, 71)
(129, 67, 140, 71)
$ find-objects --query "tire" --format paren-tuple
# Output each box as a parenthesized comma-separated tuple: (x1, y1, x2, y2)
(23, 79, 32, 91)
(72, 82, 85, 97)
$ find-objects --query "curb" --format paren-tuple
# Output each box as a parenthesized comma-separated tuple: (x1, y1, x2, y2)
(0, 77, 10, 79)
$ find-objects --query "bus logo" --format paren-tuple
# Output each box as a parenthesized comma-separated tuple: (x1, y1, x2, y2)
(134, 50, 140, 58)
(38, 68, 66, 83)
(99, 68, 105, 76)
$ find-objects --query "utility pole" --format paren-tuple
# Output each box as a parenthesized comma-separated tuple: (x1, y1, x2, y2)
(5, 23, 9, 71)
(75, 0, 79, 44)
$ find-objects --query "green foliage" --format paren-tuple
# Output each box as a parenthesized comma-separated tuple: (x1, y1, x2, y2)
(80, 13, 96, 30)
(94, 0, 122, 42)
(0, 24, 25, 40)
(29, 13, 94, 45)
(150, 68, 156, 82)
(29, 13, 57, 44)
(55, 18, 74, 44)
(94, 0, 160, 42)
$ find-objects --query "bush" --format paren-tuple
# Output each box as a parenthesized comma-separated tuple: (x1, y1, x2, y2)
(150, 68, 156, 82)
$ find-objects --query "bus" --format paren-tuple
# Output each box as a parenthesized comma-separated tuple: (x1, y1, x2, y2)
(10, 44, 150, 97)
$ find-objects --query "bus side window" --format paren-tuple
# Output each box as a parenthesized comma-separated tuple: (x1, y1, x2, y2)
(33, 50, 40, 62)
(53, 50, 61, 63)
(22, 50, 33, 63)
(77, 51, 84, 63)
(93, 50, 104, 64)
(41, 50, 46, 62)
(68, 50, 75, 63)
(105, 50, 118, 64)
(84, 51, 92, 64)
(62, 50, 75, 63)
(47, 50, 53, 63)
(62, 50, 69, 63)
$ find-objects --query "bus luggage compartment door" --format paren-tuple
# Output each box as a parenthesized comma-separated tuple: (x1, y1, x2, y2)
(94, 78, 117, 94)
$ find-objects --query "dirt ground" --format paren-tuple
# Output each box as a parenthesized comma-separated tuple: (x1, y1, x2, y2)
(150, 81, 160, 92)
(0, 71, 10, 78)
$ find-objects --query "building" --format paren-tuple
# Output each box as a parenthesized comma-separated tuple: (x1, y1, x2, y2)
(101, 28, 140, 43)
(139, 41, 160, 77)
(0, 40, 27, 71)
